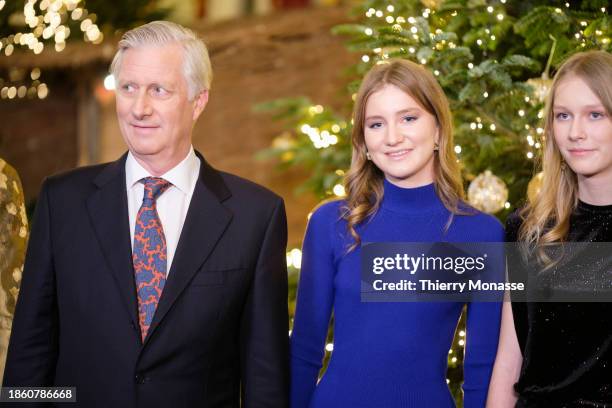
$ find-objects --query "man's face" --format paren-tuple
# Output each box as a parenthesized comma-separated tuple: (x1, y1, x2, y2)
(115, 43, 208, 171)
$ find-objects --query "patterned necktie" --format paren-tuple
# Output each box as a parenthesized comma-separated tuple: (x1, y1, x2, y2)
(133, 177, 171, 341)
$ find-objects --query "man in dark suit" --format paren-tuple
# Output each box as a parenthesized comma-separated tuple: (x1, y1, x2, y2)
(3, 21, 289, 407)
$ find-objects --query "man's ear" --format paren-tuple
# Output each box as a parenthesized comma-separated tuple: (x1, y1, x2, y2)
(192, 90, 209, 121)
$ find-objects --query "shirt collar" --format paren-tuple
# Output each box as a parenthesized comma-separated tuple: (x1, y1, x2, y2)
(125, 147, 200, 195)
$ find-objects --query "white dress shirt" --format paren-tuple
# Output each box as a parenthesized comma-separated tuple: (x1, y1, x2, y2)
(126, 147, 200, 274)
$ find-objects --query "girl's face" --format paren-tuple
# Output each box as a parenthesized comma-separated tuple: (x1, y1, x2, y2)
(363, 84, 439, 188)
(553, 75, 612, 183)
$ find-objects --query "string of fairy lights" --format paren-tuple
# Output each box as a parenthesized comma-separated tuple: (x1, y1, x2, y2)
(0, 0, 102, 100)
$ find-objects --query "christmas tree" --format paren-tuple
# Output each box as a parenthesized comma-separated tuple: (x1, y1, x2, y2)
(259, 0, 611, 404)
(259, 0, 610, 214)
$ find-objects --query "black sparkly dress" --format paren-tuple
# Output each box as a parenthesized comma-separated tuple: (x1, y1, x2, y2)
(506, 201, 612, 407)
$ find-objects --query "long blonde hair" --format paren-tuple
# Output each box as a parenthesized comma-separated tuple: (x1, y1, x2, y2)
(518, 50, 612, 264)
(343, 59, 465, 250)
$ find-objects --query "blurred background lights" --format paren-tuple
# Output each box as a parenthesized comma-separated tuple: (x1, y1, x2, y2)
(286, 248, 302, 269)
(103, 75, 115, 91)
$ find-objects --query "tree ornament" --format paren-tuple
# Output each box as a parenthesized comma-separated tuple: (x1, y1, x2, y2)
(527, 76, 553, 103)
(527, 35, 556, 103)
(420, 0, 443, 10)
(527, 171, 544, 202)
(468, 170, 508, 213)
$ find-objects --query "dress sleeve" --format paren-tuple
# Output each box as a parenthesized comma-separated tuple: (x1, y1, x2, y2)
(463, 298, 503, 407)
(240, 198, 289, 407)
(3, 178, 59, 391)
(0, 160, 28, 385)
(462, 221, 504, 407)
(505, 211, 528, 355)
(290, 204, 337, 408)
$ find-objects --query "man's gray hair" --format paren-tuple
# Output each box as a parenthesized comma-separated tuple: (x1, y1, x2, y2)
(110, 21, 212, 100)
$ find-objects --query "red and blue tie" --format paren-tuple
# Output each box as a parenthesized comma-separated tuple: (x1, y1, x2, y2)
(133, 177, 171, 341)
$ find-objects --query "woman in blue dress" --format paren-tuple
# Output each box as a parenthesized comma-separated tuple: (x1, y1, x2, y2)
(290, 59, 504, 408)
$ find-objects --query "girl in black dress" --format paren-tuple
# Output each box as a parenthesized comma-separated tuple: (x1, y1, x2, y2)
(487, 50, 612, 407)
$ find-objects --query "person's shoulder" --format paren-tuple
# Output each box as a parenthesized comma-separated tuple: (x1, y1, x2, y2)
(44, 161, 117, 193)
(505, 209, 523, 229)
(304, 199, 346, 245)
(0, 158, 24, 197)
(309, 199, 345, 224)
(455, 203, 505, 241)
(0, 158, 20, 181)
(470, 209, 504, 230)
(504, 208, 524, 242)
(218, 171, 282, 206)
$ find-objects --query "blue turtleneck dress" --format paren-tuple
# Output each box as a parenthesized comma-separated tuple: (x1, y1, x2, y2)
(290, 180, 504, 408)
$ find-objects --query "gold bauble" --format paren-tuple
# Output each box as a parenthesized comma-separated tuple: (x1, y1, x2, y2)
(527, 171, 544, 202)
(468, 170, 508, 214)
(272, 132, 295, 149)
(526, 76, 553, 103)
(420, 0, 443, 10)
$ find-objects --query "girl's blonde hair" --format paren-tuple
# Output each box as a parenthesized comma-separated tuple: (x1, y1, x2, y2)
(518, 50, 612, 264)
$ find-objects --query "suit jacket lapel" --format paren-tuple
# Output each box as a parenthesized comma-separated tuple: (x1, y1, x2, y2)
(143, 153, 232, 346)
(86, 153, 140, 330)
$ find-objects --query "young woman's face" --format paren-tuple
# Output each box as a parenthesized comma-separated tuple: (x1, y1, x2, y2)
(363, 84, 439, 188)
(553, 75, 612, 183)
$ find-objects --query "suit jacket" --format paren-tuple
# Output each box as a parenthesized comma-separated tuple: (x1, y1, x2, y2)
(3, 152, 289, 407)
